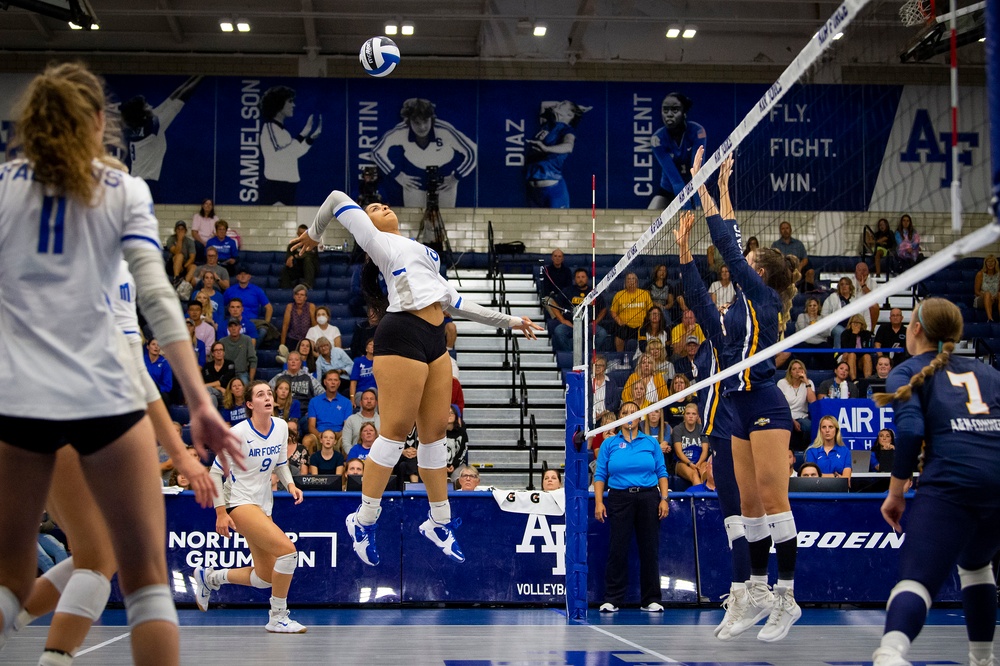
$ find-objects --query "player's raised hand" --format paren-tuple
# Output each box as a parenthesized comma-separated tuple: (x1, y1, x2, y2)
(290, 228, 319, 257)
(189, 402, 244, 475)
(691, 145, 706, 177)
(514, 316, 544, 340)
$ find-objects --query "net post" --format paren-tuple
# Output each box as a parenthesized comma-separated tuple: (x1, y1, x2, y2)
(563, 370, 589, 621)
(988, 0, 1000, 220)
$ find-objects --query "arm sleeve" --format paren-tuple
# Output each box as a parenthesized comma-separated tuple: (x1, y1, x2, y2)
(275, 463, 294, 490)
(885, 369, 925, 480)
(307, 190, 394, 265)
(210, 464, 226, 508)
(443, 285, 520, 328)
(680, 261, 722, 342)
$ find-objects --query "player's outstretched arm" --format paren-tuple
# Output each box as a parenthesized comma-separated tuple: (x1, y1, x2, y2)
(689, 146, 719, 217)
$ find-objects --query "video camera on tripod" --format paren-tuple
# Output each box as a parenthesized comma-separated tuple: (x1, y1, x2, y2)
(357, 166, 382, 207)
(424, 165, 444, 211)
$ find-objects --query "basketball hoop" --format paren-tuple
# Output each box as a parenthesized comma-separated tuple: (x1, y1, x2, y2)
(899, 0, 935, 26)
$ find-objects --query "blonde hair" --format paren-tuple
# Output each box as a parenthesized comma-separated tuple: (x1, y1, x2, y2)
(983, 254, 998, 275)
(221, 377, 245, 409)
(848, 314, 867, 331)
(784, 359, 807, 384)
(874, 298, 962, 406)
(809, 415, 844, 449)
(641, 408, 666, 444)
(14, 62, 117, 205)
(301, 433, 319, 455)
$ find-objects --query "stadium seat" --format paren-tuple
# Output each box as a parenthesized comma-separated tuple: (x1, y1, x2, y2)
(168, 405, 190, 425)
(256, 367, 282, 381)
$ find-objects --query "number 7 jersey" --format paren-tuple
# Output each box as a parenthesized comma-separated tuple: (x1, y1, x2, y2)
(216, 417, 289, 516)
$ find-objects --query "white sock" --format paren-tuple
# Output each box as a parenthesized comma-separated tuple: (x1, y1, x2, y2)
(15, 608, 36, 631)
(269, 596, 287, 613)
(357, 495, 382, 526)
(880, 630, 911, 656)
(208, 569, 229, 588)
(38, 650, 73, 666)
(776, 578, 794, 592)
(970, 642, 993, 661)
(730, 581, 746, 593)
(430, 500, 451, 524)
(749, 575, 768, 586)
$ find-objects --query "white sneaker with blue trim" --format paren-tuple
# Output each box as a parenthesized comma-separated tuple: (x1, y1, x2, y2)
(346, 512, 380, 566)
(192, 566, 216, 612)
(418, 513, 465, 563)
(265, 609, 307, 634)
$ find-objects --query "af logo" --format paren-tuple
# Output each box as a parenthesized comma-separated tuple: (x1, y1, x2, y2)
(516, 514, 566, 576)
(900, 108, 979, 188)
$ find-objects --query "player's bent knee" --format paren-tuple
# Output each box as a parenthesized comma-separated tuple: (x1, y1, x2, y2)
(766, 511, 797, 544)
(272, 552, 297, 576)
(124, 585, 178, 628)
(249, 569, 272, 589)
(367, 435, 405, 468)
(887, 579, 932, 612)
(42, 557, 75, 594)
(958, 564, 996, 588)
(55, 569, 111, 621)
(416, 437, 448, 470)
(723, 516, 746, 548)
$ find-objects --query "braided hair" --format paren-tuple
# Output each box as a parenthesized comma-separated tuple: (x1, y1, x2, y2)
(753, 248, 799, 337)
(873, 298, 963, 406)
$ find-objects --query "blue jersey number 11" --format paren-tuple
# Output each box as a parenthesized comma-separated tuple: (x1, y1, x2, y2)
(38, 195, 67, 254)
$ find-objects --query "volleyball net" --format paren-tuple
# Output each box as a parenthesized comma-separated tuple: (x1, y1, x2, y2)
(576, 0, 999, 438)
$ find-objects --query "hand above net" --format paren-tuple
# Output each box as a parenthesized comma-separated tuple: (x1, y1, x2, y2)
(690, 146, 719, 217)
(673, 210, 696, 263)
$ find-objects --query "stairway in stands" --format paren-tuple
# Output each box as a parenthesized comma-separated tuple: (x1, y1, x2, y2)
(448, 268, 565, 489)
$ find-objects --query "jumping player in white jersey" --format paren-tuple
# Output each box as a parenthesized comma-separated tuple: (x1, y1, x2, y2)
(0, 63, 241, 666)
(193, 381, 306, 633)
(292, 190, 541, 567)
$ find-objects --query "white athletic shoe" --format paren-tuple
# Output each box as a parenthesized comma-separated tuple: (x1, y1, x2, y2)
(757, 586, 802, 642)
(872, 646, 912, 666)
(970, 654, 996, 666)
(264, 609, 307, 634)
(346, 512, 380, 566)
(192, 566, 216, 612)
(599, 602, 619, 613)
(641, 602, 664, 612)
(418, 513, 465, 563)
(718, 580, 773, 640)
(715, 584, 748, 638)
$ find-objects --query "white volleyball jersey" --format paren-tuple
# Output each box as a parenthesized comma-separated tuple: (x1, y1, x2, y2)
(111, 259, 141, 336)
(0, 159, 159, 419)
(372, 120, 477, 180)
(217, 417, 288, 516)
(128, 98, 183, 181)
(261, 121, 310, 183)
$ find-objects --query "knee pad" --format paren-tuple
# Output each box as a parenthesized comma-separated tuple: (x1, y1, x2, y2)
(124, 585, 178, 628)
(273, 552, 297, 576)
(416, 437, 448, 470)
(765, 511, 797, 544)
(42, 556, 76, 595)
(742, 515, 769, 543)
(0, 585, 20, 634)
(887, 579, 932, 613)
(958, 564, 996, 589)
(249, 569, 272, 589)
(723, 515, 746, 549)
(54, 569, 111, 621)
(367, 435, 405, 468)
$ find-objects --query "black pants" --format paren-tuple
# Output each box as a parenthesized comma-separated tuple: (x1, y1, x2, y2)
(603, 488, 661, 606)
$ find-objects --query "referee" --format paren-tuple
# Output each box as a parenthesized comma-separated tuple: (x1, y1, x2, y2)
(594, 401, 670, 612)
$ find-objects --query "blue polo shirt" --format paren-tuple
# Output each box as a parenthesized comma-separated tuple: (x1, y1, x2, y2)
(594, 431, 669, 489)
(804, 444, 852, 476)
(307, 392, 353, 433)
(145, 353, 172, 393)
(224, 283, 270, 320)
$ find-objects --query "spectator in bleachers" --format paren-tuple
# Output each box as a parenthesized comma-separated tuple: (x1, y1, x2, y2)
(550, 268, 610, 353)
(206, 219, 239, 274)
(186, 319, 206, 367)
(272, 378, 302, 423)
(645, 339, 676, 379)
(635, 305, 670, 359)
(795, 297, 828, 347)
(626, 353, 670, 406)
(777, 359, 816, 450)
(307, 370, 353, 437)
(445, 405, 469, 483)
(894, 214, 921, 271)
(280, 224, 319, 289)
(190, 198, 218, 261)
(665, 374, 696, 427)
(195, 272, 226, 331)
(804, 415, 852, 480)
(817, 361, 858, 399)
(227, 298, 258, 347)
(341, 458, 365, 491)
(455, 465, 484, 492)
(708, 265, 735, 310)
(788, 449, 797, 477)
(144, 337, 173, 405)
(350, 338, 377, 403)
(165, 220, 197, 287)
(396, 426, 420, 484)
(350, 306, 378, 359)
(219, 376, 247, 426)
(341, 388, 380, 457)
(870, 428, 895, 473)
(672, 403, 708, 486)
(641, 408, 669, 472)
(309, 430, 345, 476)
(973, 254, 1000, 322)
(269, 351, 323, 411)
(857, 226, 876, 262)
(187, 300, 215, 350)
(225, 265, 273, 346)
(858, 355, 893, 398)
(744, 236, 759, 254)
(647, 264, 681, 317)
(279, 285, 316, 355)
(798, 463, 821, 478)
(874, 307, 909, 367)
(669, 309, 705, 358)
(850, 262, 879, 331)
(190, 246, 230, 291)
(687, 454, 716, 493)
(286, 427, 310, 476)
(771, 220, 810, 277)
(821, 277, 856, 348)
(542, 469, 562, 492)
(624, 378, 651, 411)
(592, 355, 619, 422)
(840, 314, 873, 381)
(873, 217, 895, 277)
(673, 336, 700, 381)
(221, 317, 257, 383)
(541, 248, 573, 298)
(610, 272, 653, 352)
(347, 422, 378, 462)
(315, 336, 353, 384)
(306, 306, 342, 349)
(202, 341, 235, 406)
(295, 338, 317, 375)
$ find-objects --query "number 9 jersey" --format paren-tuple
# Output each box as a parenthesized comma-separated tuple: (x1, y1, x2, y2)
(215, 417, 289, 517)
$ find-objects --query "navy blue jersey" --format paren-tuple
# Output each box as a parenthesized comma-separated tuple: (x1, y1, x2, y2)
(888, 353, 1000, 507)
(525, 120, 574, 182)
(707, 214, 782, 395)
(652, 121, 707, 196)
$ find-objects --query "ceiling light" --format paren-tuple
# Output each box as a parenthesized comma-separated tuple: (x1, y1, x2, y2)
(666, 25, 681, 38)
(401, 22, 414, 36)
(236, 19, 250, 32)
(533, 23, 547, 37)
(833, 31, 844, 40)
(682, 26, 697, 38)
(219, 19, 234, 32)
(385, 22, 398, 35)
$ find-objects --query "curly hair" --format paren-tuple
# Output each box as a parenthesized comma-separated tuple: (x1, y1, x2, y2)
(260, 86, 296, 121)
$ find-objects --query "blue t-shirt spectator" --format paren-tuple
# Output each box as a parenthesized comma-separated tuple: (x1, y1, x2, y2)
(307, 392, 353, 433)
(192, 338, 206, 367)
(220, 404, 247, 426)
(206, 236, 239, 264)
(224, 282, 270, 320)
(350, 356, 377, 395)
(145, 352, 172, 393)
(804, 444, 852, 476)
(347, 443, 373, 461)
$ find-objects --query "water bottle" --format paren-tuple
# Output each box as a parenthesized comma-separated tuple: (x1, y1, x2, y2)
(829, 384, 837, 399)
(866, 384, 873, 401)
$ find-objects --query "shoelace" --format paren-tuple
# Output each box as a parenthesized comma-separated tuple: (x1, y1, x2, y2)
(766, 593, 793, 624)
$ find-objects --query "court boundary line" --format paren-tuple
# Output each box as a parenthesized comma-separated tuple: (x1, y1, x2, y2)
(75, 631, 129, 655)
(585, 623, 679, 663)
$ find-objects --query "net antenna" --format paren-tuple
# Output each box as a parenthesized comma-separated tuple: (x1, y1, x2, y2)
(900, 0, 936, 26)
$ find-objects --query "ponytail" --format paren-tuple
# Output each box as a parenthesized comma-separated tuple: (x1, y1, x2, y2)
(873, 342, 954, 406)
(360, 255, 389, 321)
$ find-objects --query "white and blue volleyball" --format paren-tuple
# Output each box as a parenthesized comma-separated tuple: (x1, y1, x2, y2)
(360, 37, 400, 77)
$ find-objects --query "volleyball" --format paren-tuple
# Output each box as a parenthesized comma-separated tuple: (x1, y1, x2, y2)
(360, 37, 400, 77)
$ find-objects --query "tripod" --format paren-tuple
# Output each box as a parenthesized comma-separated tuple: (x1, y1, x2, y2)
(418, 172, 460, 284)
